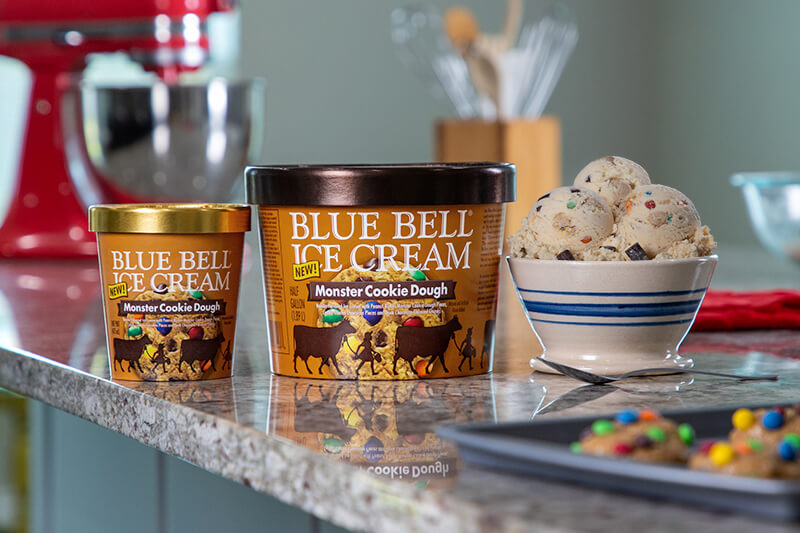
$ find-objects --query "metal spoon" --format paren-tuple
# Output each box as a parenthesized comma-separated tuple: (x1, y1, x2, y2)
(533, 357, 779, 385)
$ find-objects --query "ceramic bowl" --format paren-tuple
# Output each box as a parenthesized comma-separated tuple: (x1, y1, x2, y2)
(506, 255, 718, 375)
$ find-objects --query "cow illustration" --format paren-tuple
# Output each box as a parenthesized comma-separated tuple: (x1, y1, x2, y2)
(293, 383, 356, 443)
(179, 332, 225, 372)
(113, 334, 153, 372)
(480, 320, 495, 368)
(393, 316, 462, 375)
(293, 321, 356, 375)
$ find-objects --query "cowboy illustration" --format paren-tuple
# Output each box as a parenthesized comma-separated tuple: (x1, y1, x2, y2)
(457, 327, 477, 371)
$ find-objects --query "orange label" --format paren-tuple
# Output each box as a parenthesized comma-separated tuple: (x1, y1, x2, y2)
(257, 204, 505, 380)
(96, 232, 244, 381)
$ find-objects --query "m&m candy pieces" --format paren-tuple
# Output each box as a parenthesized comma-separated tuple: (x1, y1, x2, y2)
(678, 423, 695, 445)
(322, 308, 343, 324)
(591, 419, 614, 436)
(732, 408, 755, 430)
(362, 301, 383, 325)
(762, 409, 785, 430)
(156, 317, 172, 335)
(709, 442, 735, 466)
(778, 434, 800, 461)
(616, 410, 638, 425)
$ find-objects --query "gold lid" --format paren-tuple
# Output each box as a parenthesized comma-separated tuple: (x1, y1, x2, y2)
(88, 204, 251, 234)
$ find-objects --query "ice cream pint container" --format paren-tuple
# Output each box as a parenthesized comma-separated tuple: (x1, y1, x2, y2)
(89, 204, 251, 381)
(246, 163, 516, 380)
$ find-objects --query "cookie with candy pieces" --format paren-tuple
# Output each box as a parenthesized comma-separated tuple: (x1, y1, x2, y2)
(571, 409, 694, 463)
(689, 435, 800, 479)
(729, 407, 800, 450)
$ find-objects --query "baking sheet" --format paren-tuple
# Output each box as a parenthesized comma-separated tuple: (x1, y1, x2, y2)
(437, 404, 800, 521)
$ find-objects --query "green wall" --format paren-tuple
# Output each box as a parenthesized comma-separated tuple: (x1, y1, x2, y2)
(1, 1, 797, 247)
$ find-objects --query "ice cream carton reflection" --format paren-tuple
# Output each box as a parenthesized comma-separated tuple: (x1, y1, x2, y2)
(269, 377, 495, 487)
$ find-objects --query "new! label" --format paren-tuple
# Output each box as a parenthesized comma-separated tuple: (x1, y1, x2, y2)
(293, 260, 320, 281)
(108, 282, 128, 300)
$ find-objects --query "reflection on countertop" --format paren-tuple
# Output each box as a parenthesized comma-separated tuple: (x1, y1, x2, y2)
(4, 249, 800, 531)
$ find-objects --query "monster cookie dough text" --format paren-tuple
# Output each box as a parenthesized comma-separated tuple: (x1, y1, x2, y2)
(366, 460, 451, 480)
(307, 280, 456, 301)
(117, 299, 227, 316)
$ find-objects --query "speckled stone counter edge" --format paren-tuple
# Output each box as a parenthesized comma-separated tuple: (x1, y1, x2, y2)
(0, 347, 532, 533)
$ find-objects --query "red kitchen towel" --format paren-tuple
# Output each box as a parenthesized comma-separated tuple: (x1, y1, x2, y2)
(692, 290, 800, 331)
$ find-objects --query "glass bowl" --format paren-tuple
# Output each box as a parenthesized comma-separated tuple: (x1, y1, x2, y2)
(731, 172, 800, 263)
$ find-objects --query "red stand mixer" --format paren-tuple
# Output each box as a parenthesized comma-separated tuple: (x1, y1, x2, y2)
(0, 0, 234, 258)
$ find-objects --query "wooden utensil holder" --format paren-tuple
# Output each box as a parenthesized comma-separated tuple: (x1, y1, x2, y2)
(435, 117, 562, 245)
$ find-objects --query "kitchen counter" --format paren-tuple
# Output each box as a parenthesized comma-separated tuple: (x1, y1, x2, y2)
(2, 244, 800, 532)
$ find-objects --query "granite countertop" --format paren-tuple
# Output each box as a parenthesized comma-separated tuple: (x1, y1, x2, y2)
(2, 244, 800, 532)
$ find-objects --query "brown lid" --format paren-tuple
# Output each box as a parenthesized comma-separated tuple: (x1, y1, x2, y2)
(88, 203, 251, 234)
(245, 163, 516, 206)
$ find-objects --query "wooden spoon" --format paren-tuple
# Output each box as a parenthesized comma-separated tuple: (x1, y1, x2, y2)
(443, 6, 479, 55)
(444, 1, 523, 119)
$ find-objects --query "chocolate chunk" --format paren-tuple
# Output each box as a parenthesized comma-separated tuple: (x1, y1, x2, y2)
(625, 243, 650, 261)
(605, 156, 615, 162)
(355, 276, 372, 282)
(362, 257, 380, 271)
(167, 338, 178, 352)
(375, 414, 389, 432)
(537, 192, 550, 201)
(374, 330, 388, 347)
(602, 246, 617, 252)
(535, 205, 542, 212)
(154, 283, 168, 294)
(570, 188, 581, 193)
(585, 175, 592, 183)
(519, 247, 527, 256)
(556, 250, 575, 261)
(634, 435, 654, 448)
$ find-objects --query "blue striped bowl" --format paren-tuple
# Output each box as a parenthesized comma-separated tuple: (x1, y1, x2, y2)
(506, 255, 718, 375)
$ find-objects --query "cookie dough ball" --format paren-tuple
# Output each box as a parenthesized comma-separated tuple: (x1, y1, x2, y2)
(689, 440, 779, 477)
(572, 410, 693, 463)
(729, 407, 800, 450)
(527, 186, 615, 254)
(617, 184, 701, 258)
(573, 156, 650, 212)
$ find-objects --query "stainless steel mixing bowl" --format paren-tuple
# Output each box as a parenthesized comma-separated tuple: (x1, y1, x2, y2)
(64, 77, 263, 205)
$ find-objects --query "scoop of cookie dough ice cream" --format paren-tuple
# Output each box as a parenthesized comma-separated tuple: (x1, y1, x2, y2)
(617, 184, 715, 259)
(510, 186, 614, 259)
(574, 156, 651, 212)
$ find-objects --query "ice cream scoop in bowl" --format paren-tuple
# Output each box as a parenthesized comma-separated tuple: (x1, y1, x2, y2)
(731, 172, 800, 264)
(506, 256, 718, 376)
